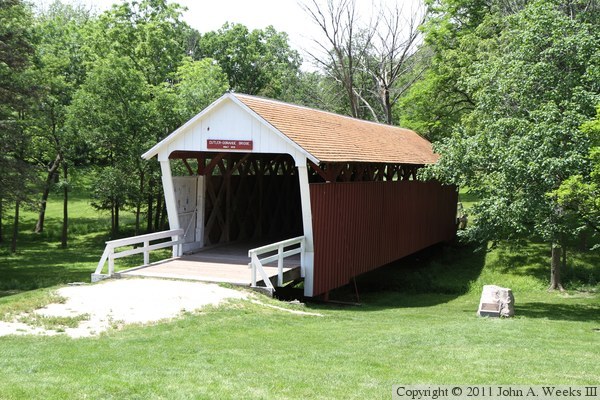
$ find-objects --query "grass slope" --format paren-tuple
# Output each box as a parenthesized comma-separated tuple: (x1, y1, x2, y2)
(0, 285, 598, 399)
(0, 185, 598, 399)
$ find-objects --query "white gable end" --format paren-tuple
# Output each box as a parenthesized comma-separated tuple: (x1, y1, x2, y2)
(146, 94, 314, 164)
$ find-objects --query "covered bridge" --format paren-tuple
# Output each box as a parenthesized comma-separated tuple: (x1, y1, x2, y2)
(95, 93, 458, 298)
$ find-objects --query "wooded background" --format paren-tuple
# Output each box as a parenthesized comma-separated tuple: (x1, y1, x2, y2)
(1, 0, 598, 289)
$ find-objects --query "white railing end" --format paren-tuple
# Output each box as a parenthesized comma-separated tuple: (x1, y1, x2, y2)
(248, 236, 305, 290)
(91, 273, 109, 283)
(93, 229, 185, 282)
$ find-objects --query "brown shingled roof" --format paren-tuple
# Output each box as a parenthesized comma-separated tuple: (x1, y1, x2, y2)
(234, 93, 438, 165)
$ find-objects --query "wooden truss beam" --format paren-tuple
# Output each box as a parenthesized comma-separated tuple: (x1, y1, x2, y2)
(182, 159, 194, 175)
(309, 162, 424, 183)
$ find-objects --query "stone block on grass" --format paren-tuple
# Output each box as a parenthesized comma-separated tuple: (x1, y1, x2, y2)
(477, 285, 514, 317)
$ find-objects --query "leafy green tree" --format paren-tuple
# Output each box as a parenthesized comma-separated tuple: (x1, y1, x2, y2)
(29, 1, 90, 247)
(400, 0, 599, 140)
(195, 23, 302, 99)
(396, 0, 498, 140)
(85, 0, 192, 87)
(425, 0, 600, 289)
(396, 47, 474, 141)
(69, 55, 152, 237)
(71, 0, 194, 236)
(70, 0, 232, 236)
(554, 107, 600, 242)
(0, 0, 38, 251)
(175, 57, 228, 120)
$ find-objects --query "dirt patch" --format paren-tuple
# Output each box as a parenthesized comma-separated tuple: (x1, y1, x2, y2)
(0, 278, 247, 338)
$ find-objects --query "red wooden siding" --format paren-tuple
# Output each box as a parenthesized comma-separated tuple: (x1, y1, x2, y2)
(309, 180, 458, 296)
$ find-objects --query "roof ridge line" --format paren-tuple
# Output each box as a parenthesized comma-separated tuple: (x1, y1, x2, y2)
(232, 93, 416, 133)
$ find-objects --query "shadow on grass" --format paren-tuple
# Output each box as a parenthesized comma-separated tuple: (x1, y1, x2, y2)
(308, 242, 487, 309)
(0, 226, 109, 294)
(517, 301, 600, 322)
(0, 263, 93, 292)
(492, 242, 600, 290)
(493, 242, 549, 281)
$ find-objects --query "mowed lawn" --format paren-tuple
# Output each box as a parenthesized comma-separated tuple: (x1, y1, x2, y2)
(0, 188, 599, 399)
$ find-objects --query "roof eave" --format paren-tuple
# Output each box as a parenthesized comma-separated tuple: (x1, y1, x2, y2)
(142, 93, 320, 165)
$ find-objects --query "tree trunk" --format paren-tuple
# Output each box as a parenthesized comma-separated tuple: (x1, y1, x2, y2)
(160, 201, 167, 230)
(146, 177, 155, 233)
(549, 242, 565, 291)
(146, 195, 154, 233)
(61, 161, 68, 249)
(135, 171, 144, 236)
(11, 200, 20, 253)
(0, 198, 3, 243)
(135, 203, 141, 236)
(154, 193, 162, 232)
(579, 229, 588, 251)
(35, 154, 61, 233)
(34, 180, 52, 233)
(384, 88, 392, 125)
(110, 201, 116, 238)
(114, 201, 120, 237)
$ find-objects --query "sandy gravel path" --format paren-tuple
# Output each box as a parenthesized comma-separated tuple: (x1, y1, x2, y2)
(0, 278, 247, 338)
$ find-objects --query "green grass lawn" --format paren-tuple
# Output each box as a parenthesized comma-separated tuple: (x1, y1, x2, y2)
(0, 187, 599, 399)
(0, 178, 115, 292)
(0, 277, 597, 399)
(0, 175, 166, 293)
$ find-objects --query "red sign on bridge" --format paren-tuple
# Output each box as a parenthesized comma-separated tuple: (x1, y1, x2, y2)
(207, 139, 253, 150)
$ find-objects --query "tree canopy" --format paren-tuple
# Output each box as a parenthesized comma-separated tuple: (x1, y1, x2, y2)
(554, 107, 600, 241)
(2, 0, 598, 292)
(418, 0, 600, 288)
(194, 23, 302, 99)
(0, 0, 37, 202)
(0, 0, 38, 249)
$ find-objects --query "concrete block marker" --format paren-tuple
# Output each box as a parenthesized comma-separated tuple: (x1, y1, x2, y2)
(477, 285, 515, 317)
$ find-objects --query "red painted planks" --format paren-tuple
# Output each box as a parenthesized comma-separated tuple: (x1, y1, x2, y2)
(309, 181, 458, 296)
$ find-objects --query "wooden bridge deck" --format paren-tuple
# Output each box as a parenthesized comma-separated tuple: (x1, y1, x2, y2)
(117, 242, 301, 287)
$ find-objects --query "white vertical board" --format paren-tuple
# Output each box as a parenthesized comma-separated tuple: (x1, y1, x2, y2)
(173, 175, 204, 253)
(196, 175, 205, 248)
(174, 176, 197, 214)
(160, 160, 181, 257)
(297, 163, 314, 297)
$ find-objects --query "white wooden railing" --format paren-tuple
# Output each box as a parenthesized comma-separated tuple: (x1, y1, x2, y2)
(248, 236, 305, 290)
(91, 229, 184, 282)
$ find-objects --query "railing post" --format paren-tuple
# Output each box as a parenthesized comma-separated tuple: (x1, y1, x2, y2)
(249, 251, 274, 290)
(172, 233, 181, 258)
(248, 236, 305, 289)
(108, 247, 115, 276)
(277, 244, 284, 287)
(143, 240, 150, 265)
(250, 252, 262, 287)
(300, 238, 306, 278)
(250, 252, 258, 287)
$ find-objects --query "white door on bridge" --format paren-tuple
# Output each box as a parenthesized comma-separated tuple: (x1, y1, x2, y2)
(173, 175, 204, 253)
